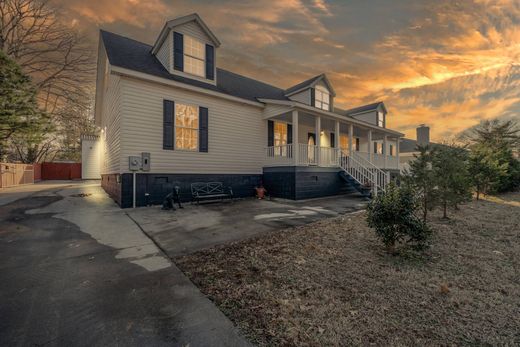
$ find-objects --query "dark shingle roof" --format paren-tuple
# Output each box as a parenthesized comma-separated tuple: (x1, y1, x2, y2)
(284, 74, 324, 95)
(344, 101, 384, 115)
(100, 30, 288, 102)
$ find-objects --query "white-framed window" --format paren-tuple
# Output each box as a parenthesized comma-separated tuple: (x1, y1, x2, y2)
(377, 112, 384, 127)
(315, 85, 330, 111)
(274, 121, 288, 156)
(175, 103, 199, 150)
(184, 35, 205, 77)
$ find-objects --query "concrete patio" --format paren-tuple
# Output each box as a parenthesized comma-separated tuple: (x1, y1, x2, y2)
(127, 194, 369, 257)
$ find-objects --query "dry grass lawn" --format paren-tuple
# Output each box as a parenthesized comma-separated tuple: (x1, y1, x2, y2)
(176, 193, 520, 346)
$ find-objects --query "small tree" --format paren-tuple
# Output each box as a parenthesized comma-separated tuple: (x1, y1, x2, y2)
(431, 145, 471, 219)
(467, 144, 509, 200)
(402, 145, 437, 222)
(366, 182, 430, 253)
(0, 51, 42, 157)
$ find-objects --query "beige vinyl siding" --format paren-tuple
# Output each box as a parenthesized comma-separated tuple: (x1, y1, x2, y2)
(289, 89, 311, 105)
(172, 21, 217, 85)
(81, 138, 102, 179)
(156, 30, 171, 72)
(101, 74, 122, 174)
(262, 104, 292, 119)
(119, 76, 264, 174)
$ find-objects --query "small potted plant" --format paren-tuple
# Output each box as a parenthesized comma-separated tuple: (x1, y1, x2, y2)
(255, 185, 267, 199)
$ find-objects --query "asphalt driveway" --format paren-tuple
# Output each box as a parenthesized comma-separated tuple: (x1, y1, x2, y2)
(0, 181, 367, 346)
(0, 182, 249, 346)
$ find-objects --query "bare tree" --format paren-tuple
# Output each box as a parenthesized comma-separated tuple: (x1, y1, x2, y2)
(0, 0, 96, 162)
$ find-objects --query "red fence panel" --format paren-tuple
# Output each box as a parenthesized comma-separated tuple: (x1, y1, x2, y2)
(33, 163, 42, 181)
(41, 163, 82, 180)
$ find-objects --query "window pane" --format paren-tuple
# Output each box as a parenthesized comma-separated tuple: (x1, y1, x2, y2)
(185, 56, 204, 77)
(175, 103, 199, 150)
(184, 36, 204, 59)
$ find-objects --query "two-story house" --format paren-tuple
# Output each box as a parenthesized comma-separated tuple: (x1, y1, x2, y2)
(92, 13, 403, 208)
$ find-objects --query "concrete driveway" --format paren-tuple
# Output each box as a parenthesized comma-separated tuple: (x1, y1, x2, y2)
(128, 193, 368, 258)
(0, 181, 250, 346)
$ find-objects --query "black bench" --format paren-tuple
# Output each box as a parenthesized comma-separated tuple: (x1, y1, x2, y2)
(191, 182, 233, 204)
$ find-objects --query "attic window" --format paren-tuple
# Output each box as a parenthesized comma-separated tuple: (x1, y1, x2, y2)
(377, 112, 384, 127)
(184, 35, 205, 77)
(315, 85, 330, 111)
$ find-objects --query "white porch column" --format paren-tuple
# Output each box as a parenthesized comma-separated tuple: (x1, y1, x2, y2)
(315, 116, 321, 165)
(368, 130, 373, 163)
(348, 124, 354, 156)
(383, 135, 388, 168)
(334, 120, 340, 148)
(292, 110, 299, 165)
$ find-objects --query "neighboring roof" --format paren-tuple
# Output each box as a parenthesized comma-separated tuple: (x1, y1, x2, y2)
(399, 138, 443, 153)
(284, 73, 336, 97)
(152, 13, 221, 54)
(344, 101, 387, 116)
(101, 30, 288, 102)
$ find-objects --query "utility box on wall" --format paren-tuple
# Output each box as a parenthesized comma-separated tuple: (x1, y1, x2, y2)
(129, 156, 142, 171)
(141, 152, 150, 171)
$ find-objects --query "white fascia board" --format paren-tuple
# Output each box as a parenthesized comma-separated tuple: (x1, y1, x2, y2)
(111, 66, 264, 108)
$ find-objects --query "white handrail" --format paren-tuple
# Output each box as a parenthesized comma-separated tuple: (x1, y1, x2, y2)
(339, 151, 390, 195)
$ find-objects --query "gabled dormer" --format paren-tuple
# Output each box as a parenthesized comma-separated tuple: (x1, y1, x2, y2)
(284, 74, 336, 111)
(151, 13, 221, 85)
(344, 101, 388, 128)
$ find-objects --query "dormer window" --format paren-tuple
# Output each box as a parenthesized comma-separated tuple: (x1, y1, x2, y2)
(377, 112, 384, 127)
(315, 85, 330, 111)
(184, 35, 205, 77)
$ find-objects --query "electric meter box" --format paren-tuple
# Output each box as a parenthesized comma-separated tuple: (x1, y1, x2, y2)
(129, 156, 142, 171)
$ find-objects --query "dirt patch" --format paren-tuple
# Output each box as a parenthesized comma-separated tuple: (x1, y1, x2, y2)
(176, 192, 520, 346)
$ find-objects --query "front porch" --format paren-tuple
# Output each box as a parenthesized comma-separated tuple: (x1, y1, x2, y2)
(263, 107, 401, 171)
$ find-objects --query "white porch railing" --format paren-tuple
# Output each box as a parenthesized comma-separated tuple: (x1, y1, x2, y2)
(298, 144, 318, 166)
(265, 144, 293, 166)
(264, 146, 397, 171)
(319, 146, 340, 167)
(348, 151, 390, 195)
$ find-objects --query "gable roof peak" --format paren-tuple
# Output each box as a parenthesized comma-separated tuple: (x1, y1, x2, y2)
(344, 101, 387, 116)
(151, 13, 220, 54)
(284, 73, 336, 97)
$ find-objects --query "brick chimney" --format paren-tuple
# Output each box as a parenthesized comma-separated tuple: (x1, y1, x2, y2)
(416, 125, 430, 146)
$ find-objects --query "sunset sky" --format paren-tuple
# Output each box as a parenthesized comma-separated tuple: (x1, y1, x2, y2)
(54, 0, 519, 141)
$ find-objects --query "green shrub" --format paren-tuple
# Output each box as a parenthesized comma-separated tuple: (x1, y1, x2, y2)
(366, 182, 430, 253)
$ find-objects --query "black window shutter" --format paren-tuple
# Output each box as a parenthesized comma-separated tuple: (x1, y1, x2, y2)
(173, 32, 184, 71)
(199, 107, 208, 152)
(330, 132, 335, 148)
(267, 120, 274, 147)
(163, 100, 174, 150)
(205, 44, 214, 80)
(287, 123, 292, 144)
(355, 138, 360, 151)
(374, 142, 378, 153)
(310, 88, 315, 107)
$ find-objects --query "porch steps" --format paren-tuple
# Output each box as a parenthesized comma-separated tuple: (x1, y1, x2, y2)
(338, 171, 372, 198)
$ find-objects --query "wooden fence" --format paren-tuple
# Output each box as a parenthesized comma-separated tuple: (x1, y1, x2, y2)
(0, 163, 35, 188)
